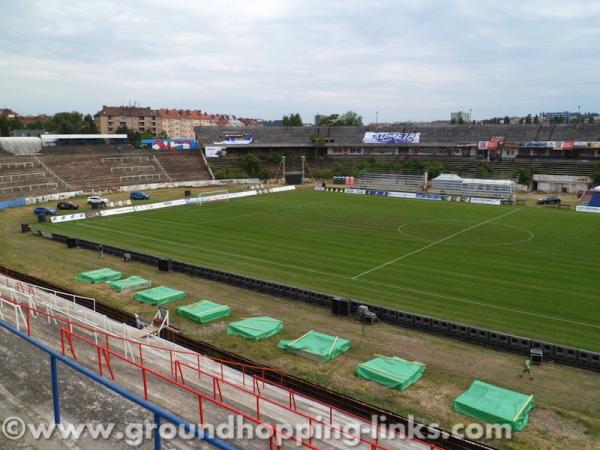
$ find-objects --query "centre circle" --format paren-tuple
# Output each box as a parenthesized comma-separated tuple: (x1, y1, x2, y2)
(397, 220, 534, 246)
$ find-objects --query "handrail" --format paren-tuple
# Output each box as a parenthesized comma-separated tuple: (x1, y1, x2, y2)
(0, 318, 236, 450)
(60, 327, 319, 450)
(174, 359, 404, 450)
(0, 293, 282, 380)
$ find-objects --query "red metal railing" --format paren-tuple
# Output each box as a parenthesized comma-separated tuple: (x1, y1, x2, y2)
(0, 293, 439, 450)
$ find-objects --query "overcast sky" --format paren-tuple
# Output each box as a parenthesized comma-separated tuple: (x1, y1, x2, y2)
(1, 0, 598, 122)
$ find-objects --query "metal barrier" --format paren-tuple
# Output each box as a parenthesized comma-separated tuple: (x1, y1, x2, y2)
(0, 319, 236, 450)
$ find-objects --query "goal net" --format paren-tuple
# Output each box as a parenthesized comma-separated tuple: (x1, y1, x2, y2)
(194, 189, 229, 205)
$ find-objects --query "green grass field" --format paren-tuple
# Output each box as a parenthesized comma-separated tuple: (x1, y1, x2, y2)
(38, 190, 600, 350)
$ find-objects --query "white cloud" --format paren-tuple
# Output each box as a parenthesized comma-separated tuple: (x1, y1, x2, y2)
(0, 0, 598, 120)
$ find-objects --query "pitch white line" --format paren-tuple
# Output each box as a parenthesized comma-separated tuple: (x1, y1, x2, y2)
(352, 208, 522, 279)
(73, 220, 600, 330)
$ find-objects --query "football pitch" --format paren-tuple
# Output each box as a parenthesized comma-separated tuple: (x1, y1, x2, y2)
(40, 190, 600, 350)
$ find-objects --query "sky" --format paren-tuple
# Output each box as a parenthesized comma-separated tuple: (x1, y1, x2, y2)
(0, 0, 599, 122)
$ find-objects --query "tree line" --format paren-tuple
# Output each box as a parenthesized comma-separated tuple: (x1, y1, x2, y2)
(0, 111, 98, 136)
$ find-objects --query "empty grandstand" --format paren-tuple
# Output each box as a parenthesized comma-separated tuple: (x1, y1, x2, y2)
(195, 124, 600, 182)
(355, 172, 426, 192)
(0, 134, 213, 201)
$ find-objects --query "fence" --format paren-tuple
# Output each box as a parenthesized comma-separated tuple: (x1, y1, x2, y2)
(0, 319, 236, 450)
(0, 277, 443, 450)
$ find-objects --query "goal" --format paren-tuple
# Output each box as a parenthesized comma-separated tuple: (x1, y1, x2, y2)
(195, 189, 229, 205)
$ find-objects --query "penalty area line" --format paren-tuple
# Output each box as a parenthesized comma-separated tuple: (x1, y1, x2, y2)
(352, 208, 521, 280)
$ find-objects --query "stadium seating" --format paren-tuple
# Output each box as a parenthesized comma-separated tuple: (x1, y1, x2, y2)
(0, 146, 213, 200)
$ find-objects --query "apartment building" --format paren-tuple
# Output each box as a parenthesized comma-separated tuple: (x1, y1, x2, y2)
(159, 109, 221, 139)
(94, 106, 161, 135)
(95, 106, 261, 138)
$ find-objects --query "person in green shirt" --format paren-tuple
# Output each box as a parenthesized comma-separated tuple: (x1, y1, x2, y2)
(518, 358, 533, 380)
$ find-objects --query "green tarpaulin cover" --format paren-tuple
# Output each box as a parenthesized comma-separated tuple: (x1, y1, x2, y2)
(278, 330, 351, 361)
(177, 300, 231, 324)
(133, 286, 187, 306)
(453, 380, 535, 431)
(227, 316, 283, 341)
(75, 268, 122, 284)
(356, 356, 425, 391)
(107, 276, 151, 292)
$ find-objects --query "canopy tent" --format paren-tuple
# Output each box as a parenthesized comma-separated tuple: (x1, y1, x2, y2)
(227, 316, 283, 341)
(133, 286, 186, 306)
(356, 356, 425, 391)
(177, 300, 231, 324)
(453, 380, 535, 431)
(75, 268, 122, 284)
(107, 276, 151, 292)
(278, 330, 351, 362)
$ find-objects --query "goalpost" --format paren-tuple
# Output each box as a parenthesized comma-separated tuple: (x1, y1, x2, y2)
(194, 189, 229, 205)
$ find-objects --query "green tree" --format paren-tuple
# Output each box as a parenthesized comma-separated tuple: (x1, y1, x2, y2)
(115, 125, 141, 146)
(458, 116, 464, 125)
(336, 111, 363, 126)
(533, 115, 539, 124)
(240, 153, 262, 177)
(426, 161, 446, 178)
(282, 113, 303, 126)
(83, 114, 98, 133)
(318, 114, 339, 125)
(513, 168, 533, 186)
(503, 116, 510, 124)
(0, 116, 24, 136)
(318, 111, 363, 126)
(475, 163, 493, 178)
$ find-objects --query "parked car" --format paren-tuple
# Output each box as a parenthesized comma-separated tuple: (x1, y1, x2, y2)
(33, 207, 57, 216)
(537, 195, 561, 205)
(130, 191, 150, 200)
(87, 196, 109, 207)
(57, 201, 79, 210)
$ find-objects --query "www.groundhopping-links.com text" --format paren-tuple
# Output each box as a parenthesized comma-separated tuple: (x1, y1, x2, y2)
(1, 414, 512, 446)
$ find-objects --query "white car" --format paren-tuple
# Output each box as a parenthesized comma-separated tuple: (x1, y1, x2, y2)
(87, 196, 109, 206)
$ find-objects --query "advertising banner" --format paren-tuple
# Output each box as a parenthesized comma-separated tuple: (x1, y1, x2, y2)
(362, 132, 420, 144)
(416, 193, 442, 201)
(387, 192, 417, 199)
(470, 197, 501, 205)
(205, 147, 226, 158)
(228, 190, 258, 199)
(100, 206, 135, 217)
(213, 135, 253, 145)
(576, 205, 600, 213)
(269, 186, 296, 193)
(50, 213, 86, 223)
(345, 188, 366, 195)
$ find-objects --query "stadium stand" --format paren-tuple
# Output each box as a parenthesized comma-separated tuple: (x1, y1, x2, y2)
(0, 146, 213, 200)
(355, 172, 426, 192)
(195, 124, 600, 181)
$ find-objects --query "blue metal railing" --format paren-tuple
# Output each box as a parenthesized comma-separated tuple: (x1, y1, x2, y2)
(0, 318, 237, 450)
